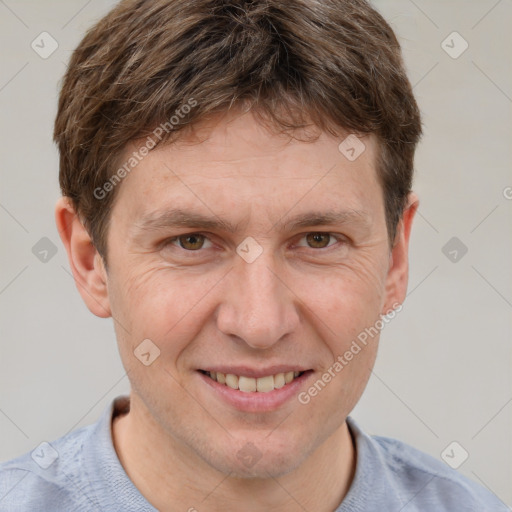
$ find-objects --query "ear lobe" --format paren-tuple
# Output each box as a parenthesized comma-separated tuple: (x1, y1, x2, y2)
(381, 193, 419, 316)
(55, 197, 111, 318)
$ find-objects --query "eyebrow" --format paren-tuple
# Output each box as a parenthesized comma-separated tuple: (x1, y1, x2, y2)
(134, 207, 370, 234)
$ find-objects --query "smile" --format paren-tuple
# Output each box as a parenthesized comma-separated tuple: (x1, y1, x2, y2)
(200, 370, 306, 393)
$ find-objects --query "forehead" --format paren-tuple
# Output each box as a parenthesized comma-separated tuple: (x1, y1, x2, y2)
(113, 110, 383, 227)
(147, 111, 376, 177)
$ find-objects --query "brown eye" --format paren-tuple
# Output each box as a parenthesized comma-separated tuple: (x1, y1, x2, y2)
(305, 232, 333, 248)
(177, 233, 206, 250)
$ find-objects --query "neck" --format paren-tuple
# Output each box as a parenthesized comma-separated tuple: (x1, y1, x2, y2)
(112, 394, 356, 512)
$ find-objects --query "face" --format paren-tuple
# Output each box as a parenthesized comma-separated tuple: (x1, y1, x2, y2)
(89, 111, 409, 478)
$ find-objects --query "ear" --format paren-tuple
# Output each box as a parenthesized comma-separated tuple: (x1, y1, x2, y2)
(55, 197, 111, 318)
(381, 192, 419, 316)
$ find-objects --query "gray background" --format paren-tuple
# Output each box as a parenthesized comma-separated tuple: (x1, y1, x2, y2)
(1, 0, 511, 507)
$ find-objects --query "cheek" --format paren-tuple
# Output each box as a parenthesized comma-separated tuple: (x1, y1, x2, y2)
(298, 280, 381, 427)
(297, 253, 389, 338)
(109, 264, 225, 360)
(294, 253, 386, 404)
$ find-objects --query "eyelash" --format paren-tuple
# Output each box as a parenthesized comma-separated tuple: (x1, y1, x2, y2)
(163, 232, 345, 254)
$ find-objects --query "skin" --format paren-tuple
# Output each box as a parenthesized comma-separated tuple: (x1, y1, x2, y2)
(56, 109, 418, 512)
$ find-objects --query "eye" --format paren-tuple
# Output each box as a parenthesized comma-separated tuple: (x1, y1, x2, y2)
(296, 232, 340, 249)
(163, 231, 343, 254)
(167, 233, 213, 251)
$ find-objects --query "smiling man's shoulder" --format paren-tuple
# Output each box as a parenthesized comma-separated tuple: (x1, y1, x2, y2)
(341, 416, 508, 512)
(0, 397, 150, 512)
(0, 422, 94, 512)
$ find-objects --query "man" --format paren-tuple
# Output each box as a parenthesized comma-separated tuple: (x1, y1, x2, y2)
(0, 0, 507, 510)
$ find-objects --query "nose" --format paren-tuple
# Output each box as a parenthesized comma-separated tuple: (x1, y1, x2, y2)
(215, 252, 300, 350)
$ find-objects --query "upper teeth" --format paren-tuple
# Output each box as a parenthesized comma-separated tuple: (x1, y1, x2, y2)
(207, 371, 301, 392)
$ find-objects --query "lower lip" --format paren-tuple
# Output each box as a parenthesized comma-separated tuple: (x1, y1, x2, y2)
(197, 371, 313, 412)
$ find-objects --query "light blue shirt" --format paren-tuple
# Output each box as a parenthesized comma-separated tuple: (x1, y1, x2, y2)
(0, 395, 507, 511)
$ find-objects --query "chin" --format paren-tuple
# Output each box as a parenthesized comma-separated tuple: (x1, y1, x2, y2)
(208, 436, 309, 480)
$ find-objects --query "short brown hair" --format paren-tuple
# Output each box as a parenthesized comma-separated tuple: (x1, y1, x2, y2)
(54, 0, 422, 261)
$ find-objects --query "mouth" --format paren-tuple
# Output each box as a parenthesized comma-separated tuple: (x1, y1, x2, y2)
(199, 369, 308, 393)
(197, 368, 314, 412)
